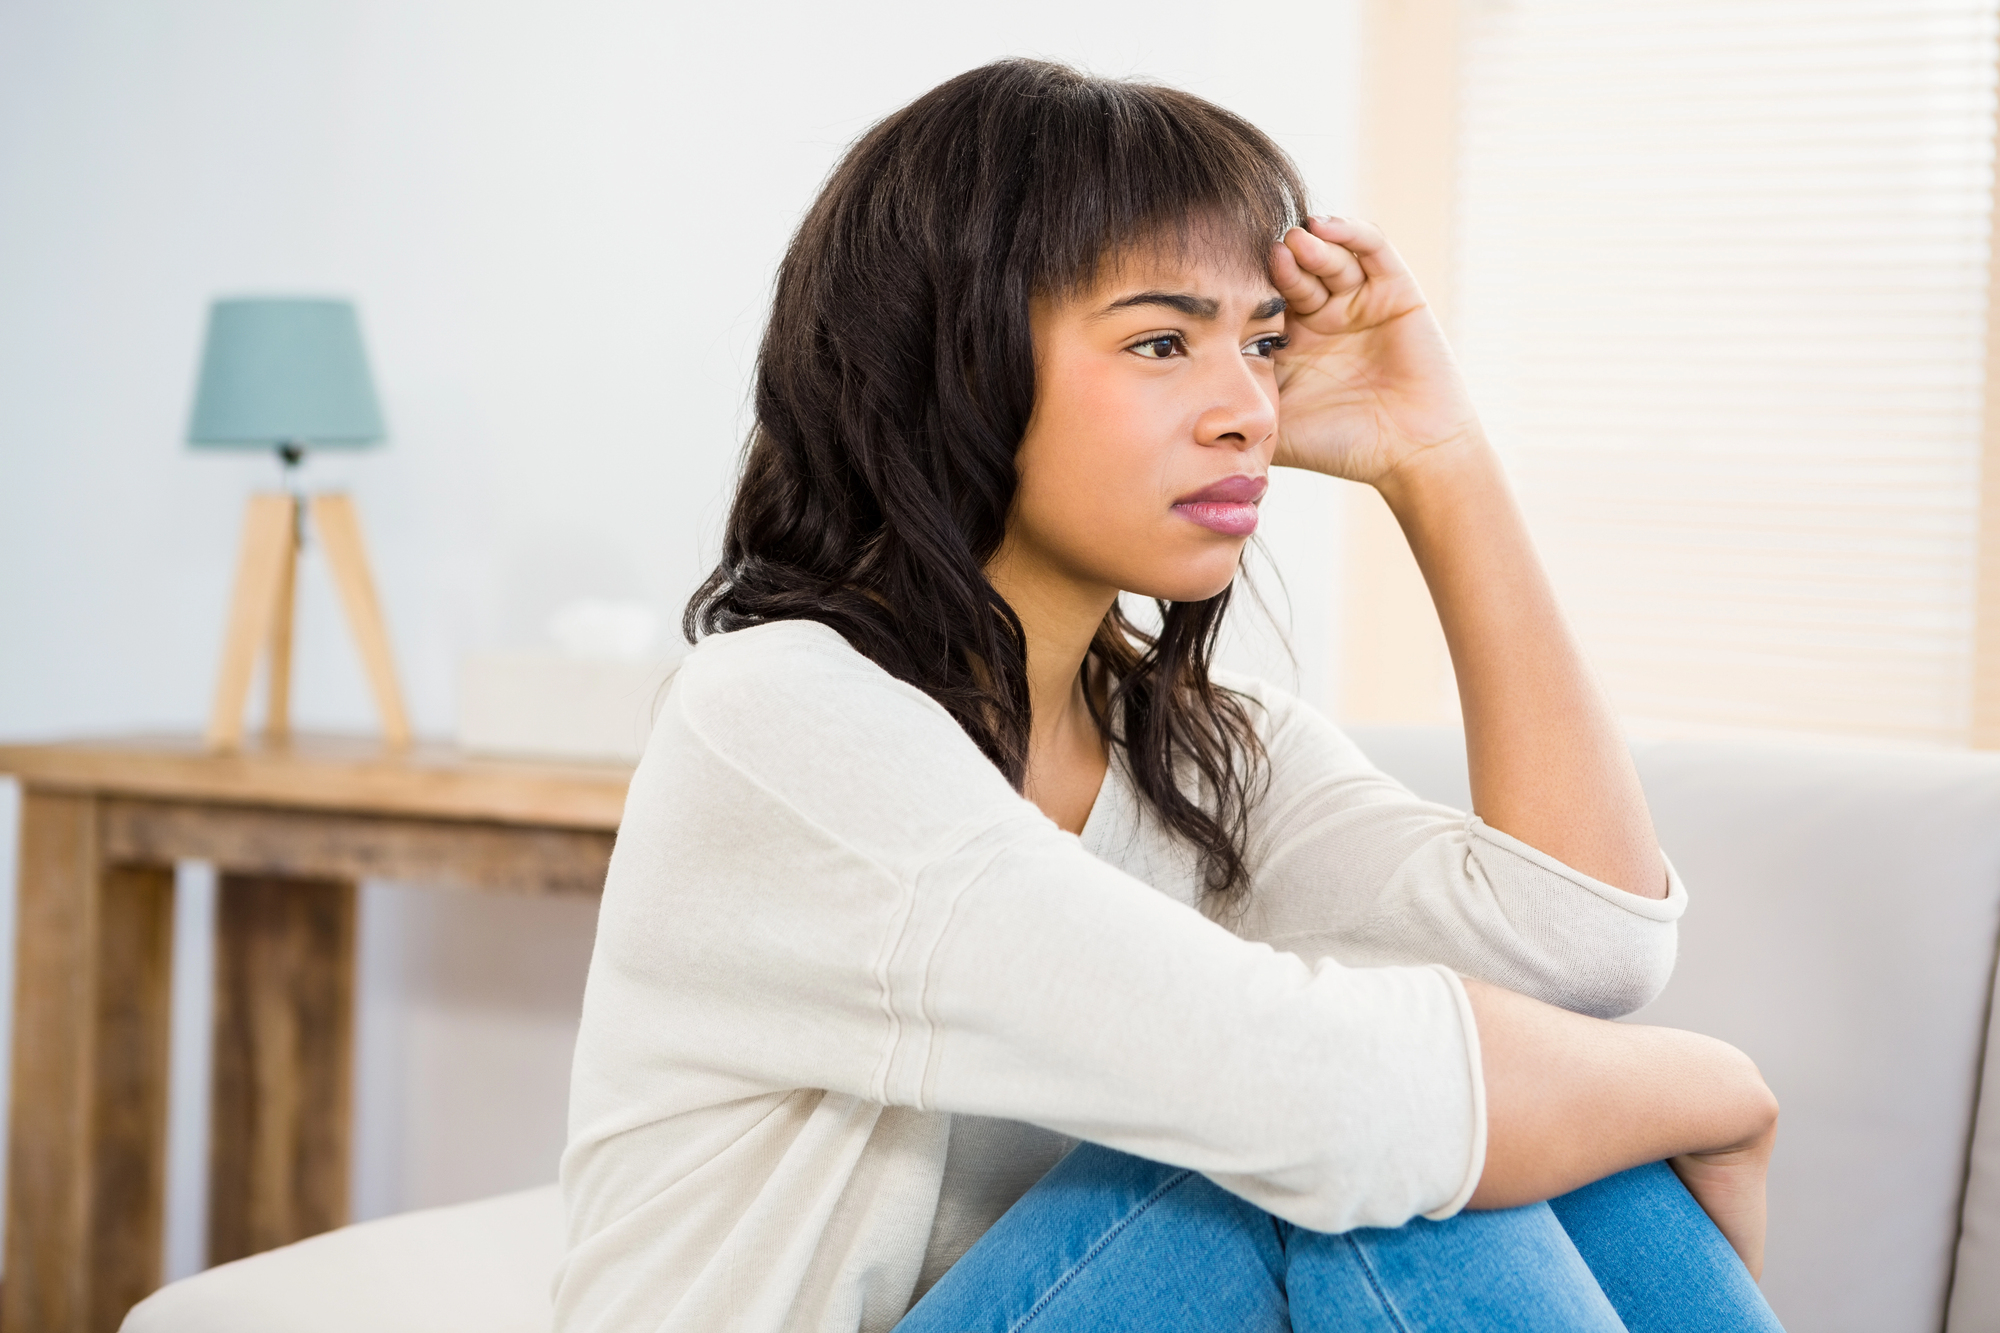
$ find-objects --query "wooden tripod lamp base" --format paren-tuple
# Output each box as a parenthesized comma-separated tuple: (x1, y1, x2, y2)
(206, 491, 412, 752)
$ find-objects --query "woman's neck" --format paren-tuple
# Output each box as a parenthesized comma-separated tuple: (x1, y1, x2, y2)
(986, 545, 1115, 832)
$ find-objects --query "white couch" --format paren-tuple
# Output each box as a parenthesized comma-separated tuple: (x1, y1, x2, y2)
(1346, 728, 2000, 1333)
(124, 728, 2000, 1333)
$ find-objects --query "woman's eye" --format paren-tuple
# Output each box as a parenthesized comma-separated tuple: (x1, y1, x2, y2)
(1131, 336, 1183, 359)
(1247, 334, 1290, 358)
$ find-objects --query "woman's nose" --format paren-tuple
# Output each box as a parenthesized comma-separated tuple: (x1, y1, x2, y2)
(1197, 359, 1278, 453)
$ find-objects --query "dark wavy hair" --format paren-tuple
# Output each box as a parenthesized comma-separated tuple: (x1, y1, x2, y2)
(686, 59, 1308, 900)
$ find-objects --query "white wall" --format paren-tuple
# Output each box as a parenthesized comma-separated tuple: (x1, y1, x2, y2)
(0, 0, 1360, 1280)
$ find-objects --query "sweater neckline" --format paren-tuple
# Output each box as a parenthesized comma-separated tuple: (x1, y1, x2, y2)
(1076, 748, 1124, 855)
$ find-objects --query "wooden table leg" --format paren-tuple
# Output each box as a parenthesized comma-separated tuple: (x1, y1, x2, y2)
(207, 872, 356, 1265)
(4, 790, 175, 1333)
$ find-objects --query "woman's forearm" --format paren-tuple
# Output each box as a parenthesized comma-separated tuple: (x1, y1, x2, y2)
(1463, 977, 1778, 1239)
(1374, 437, 1667, 898)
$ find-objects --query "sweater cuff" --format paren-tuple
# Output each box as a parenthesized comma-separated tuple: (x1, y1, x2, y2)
(1466, 815, 1689, 923)
(1420, 964, 1487, 1221)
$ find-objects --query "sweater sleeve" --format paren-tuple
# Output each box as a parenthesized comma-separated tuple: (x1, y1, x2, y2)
(589, 623, 1484, 1232)
(1228, 681, 1686, 1020)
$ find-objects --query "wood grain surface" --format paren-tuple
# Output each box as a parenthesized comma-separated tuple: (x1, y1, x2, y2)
(3, 794, 176, 1333)
(4, 790, 96, 1333)
(0, 733, 632, 829)
(266, 508, 298, 743)
(100, 798, 615, 897)
(310, 494, 413, 749)
(87, 862, 175, 1332)
(208, 872, 357, 1266)
(205, 494, 298, 753)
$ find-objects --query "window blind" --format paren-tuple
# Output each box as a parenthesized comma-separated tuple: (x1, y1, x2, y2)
(1453, 0, 1999, 745)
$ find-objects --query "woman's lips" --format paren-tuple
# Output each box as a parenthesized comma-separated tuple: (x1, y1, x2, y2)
(1172, 474, 1267, 537)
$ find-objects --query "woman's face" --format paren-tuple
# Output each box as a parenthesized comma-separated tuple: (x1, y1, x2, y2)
(1000, 243, 1286, 609)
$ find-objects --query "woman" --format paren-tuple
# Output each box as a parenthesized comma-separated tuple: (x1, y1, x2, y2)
(557, 60, 1782, 1332)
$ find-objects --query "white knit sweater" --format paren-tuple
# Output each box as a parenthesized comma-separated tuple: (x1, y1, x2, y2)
(555, 620, 1686, 1332)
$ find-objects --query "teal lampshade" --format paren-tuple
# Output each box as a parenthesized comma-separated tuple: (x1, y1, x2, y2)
(187, 298, 385, 449)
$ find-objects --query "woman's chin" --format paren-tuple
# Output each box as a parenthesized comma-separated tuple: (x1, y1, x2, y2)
(1119, 565, 1243, 606)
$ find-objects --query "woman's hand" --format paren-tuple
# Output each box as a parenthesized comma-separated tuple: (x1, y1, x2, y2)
(1463, 978, 1779, 1278)
(1267, 216, 1484, 486)
(1671, 1120, 1777, 1280)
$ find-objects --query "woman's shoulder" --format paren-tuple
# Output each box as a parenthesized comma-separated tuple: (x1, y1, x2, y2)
(1203, 666, 1377, 781)
(642, 617, 1024, 843)
(678, 618, 885, 685)
(668, 618, 960, 740)
(678, 617, 868, 676)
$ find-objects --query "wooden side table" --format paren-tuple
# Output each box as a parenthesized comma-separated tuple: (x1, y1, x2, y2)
(0, 735, 631, 1333)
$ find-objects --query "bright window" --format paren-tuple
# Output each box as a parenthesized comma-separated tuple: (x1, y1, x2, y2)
(1453, 0, 2000, 744)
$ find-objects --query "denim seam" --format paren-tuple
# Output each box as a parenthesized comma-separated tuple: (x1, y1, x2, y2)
(1342, 1233, 1416, 1333)
(1008, 1170, 1199, 1332)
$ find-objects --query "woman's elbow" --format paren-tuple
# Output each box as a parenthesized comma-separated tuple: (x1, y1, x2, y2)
(1559, 934, 1678, 1020)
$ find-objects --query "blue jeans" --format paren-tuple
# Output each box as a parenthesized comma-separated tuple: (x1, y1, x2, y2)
(896, 1144, 1784, 1331)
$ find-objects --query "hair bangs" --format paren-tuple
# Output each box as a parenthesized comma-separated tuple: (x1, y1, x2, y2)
(1014, 73, 1310, 297)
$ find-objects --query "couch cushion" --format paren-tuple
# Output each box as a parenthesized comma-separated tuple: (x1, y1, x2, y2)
(1347, 726, 2000, 1333)
(121, 1184, 562, 1333)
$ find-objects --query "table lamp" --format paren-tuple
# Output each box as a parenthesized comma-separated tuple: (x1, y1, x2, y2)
(189, 297, 411, 751)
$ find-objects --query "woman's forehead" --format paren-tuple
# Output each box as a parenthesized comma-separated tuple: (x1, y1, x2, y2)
(1062, 244, 1284, 319)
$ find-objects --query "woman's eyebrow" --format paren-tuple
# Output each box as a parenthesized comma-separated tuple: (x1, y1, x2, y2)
(1095, 292, 1288, 321)
(1100, 291, 1219, 320)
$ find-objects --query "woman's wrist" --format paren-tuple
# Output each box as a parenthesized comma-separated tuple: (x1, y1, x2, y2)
(1369, 429, 1506, 523)
(1671, 1117, 1777, 1279)
(1465, 978, 1780, 1211)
